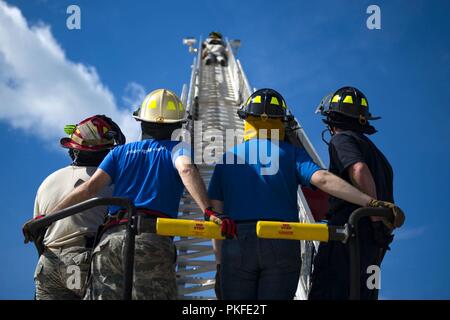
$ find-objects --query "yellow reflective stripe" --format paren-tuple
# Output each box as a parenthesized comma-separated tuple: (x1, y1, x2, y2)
(148, 99, 157, 109)
(71, 134, 83, 145)
(179, 102, 184, 111)
(343, 95, 353, 104)
(282, 100, 287, 108)
(361, 98, 368, 107)
(252, 95, 262, 104)
(167, 100, 176, 110)
(270, 97, 280, 106)
(103, 127, 108, 134)
(331, 95, 340, 103)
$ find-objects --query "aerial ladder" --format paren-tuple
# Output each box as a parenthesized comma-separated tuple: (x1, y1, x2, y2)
(22, 35, 397, 301)
(177, 36, 327, 300)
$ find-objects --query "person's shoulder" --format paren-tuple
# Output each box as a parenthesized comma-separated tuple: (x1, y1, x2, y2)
(121, 140, 144, 149)
(330, 130, 361, 145)
(114, 140, 146, 153)
(44, 165, 75, 180)
(37, 165, 75, 190)
(278, 140, 296, 149)
(158, 139, 190, 151)
(278, 140, 304, 154)
(241, 138, 291, 152)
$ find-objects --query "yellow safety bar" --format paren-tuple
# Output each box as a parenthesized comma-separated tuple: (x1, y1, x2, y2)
(156, 218, 347, 242)
(256, 221, 330, 242)
(156, 218, 225, 239)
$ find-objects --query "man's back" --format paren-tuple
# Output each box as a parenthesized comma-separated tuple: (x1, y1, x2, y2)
(328, 130, 394, 221)
(208, 139, 321, 222)
(34, 166, 112, 248)
(99, 139, 188, 217)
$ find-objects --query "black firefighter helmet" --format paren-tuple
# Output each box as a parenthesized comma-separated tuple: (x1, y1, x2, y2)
(238, 88, 288, 120)
(316, 86, 380, 134)
(209, 31, 223, 39)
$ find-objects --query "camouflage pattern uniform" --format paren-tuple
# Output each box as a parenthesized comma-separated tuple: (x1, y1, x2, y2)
(34, 245, 92, 300)
(85, 226, 177, 300)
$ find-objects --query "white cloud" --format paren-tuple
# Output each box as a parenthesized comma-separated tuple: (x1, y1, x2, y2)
(122, 82, 146, 109)
(0, 1, 141, 144)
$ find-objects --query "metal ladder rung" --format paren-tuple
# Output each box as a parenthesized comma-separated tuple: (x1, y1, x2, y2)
(177, 265, 216, 276)
(178, 283, 215, 295)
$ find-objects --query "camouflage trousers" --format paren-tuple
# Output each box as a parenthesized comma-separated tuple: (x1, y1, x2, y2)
(34, 246, 91, 300)
(84, 227, 178, 300)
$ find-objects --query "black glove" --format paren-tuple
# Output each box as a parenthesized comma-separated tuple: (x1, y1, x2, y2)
(22, 215, 45, 244)
(22, 220, 33, 244)
(204, 207, 237, 239)
(372, 221, 394, 250)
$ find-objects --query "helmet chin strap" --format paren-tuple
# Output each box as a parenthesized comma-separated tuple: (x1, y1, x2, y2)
(69, 148, 109, 167)
(321, 123, 335, 146)
(71, 149, 80, 165)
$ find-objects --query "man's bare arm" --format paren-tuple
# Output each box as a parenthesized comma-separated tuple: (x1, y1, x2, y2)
(175, 155, 211, 212)
(310, 170, 373, 207)
(211, 200, 224, 264)
(348, 162, 377, 198)
(51, 169, 111, 213)
(347, 162, 380, 222)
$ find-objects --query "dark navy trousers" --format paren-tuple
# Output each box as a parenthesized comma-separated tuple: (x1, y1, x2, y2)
(220, 222, 301, 300)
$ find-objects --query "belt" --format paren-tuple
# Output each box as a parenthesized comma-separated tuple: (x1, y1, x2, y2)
(113, 208, 171, 219)
(103, 209, 169, 235)
(45, 235, 96, 253)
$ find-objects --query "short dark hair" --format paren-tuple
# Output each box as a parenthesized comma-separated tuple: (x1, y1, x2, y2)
(324, 112, 377, 135)
(141, 122, 183, 140)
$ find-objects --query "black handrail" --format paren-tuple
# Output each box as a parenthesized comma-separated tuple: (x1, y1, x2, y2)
(25, 198, 396, 301)
(24, 197, 137, 300)
(347, 207, 393, 300)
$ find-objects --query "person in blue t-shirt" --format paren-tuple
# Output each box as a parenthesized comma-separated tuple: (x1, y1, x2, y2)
(209, 89, 389, 300)
(51, 89, 236, 300)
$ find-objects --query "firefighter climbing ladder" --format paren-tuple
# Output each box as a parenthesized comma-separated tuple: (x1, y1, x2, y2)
(177, 37, 326, 300)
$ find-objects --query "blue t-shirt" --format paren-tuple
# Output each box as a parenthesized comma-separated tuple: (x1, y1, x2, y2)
(208, 139, 322, 222)
(99, 139, 190, 217)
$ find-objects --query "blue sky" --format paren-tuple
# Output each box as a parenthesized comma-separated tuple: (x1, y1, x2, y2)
(0, 0, 449, 299)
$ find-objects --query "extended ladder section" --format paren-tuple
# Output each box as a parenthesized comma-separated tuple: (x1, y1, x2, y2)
(176, 38, 325, 300)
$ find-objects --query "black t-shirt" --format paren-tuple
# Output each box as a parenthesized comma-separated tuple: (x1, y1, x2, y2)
(328, 131, 394, 223)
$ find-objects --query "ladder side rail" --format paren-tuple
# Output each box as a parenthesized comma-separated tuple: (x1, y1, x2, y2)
(236, 59, 253, 100)
(225, 40, 252, 105)
(225, 39, 241, 102)
(290, 120, 326, 168)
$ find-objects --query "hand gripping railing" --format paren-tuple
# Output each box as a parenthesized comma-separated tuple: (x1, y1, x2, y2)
(158, 208, 395, 300)
(23, 197, 137, 300)
(256, 207, 394, 300)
